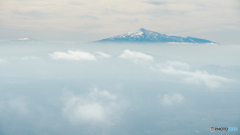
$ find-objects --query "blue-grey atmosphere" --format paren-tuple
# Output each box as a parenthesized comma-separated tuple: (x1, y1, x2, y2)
(0, 0, 240, 135)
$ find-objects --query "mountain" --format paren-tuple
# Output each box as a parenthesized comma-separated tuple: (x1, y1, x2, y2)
(11, 38, 39, 42)
(94, 28, 217, 44)
(19, 38, 37, 41)
(0, 38, 46, 44)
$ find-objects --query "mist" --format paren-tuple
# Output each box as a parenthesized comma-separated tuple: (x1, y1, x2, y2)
(0, 41, 239, 135)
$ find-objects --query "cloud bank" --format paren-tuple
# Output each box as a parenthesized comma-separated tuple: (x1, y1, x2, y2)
(119, 49, 154, 63)
(152, 62, 233, 88)
(120, 50, 233, 88)
(50, 50, 96, 61)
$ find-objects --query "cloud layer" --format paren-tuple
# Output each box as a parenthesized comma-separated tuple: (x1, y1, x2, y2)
(95, 51, 111, 58)
(152, 62, 233, 88)
(50, 50, 96, 61)
(119, 49, 154, 63)
(62, 88, 125, 124)
(119, 50, 233, 88)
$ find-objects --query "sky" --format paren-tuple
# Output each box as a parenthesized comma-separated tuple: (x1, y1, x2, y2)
(0, 1, 240, 134)
(0, 0, 240, 44)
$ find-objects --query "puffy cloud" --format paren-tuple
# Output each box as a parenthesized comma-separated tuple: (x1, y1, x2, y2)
(119, 50, 154, 63)
(63, 98, 105, 121)
(95, 51, 111, 58)
(50, 50, 96, 61)
(62, 88, 125, 124)
(159, 93, 185, 105)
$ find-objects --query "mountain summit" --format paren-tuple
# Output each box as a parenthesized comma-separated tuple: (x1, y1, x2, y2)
(95, 28, 216, 44)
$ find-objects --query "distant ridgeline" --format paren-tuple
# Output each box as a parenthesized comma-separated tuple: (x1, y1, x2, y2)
(0, 38, 47, 44)
(94, 28, 217, 44)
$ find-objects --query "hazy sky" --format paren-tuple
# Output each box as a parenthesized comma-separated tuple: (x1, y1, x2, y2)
(0, 0, 239, 43)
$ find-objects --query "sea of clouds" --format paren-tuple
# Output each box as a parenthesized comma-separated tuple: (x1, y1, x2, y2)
(0, 42, 239, 135)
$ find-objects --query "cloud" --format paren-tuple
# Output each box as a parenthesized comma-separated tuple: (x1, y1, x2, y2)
(95, 51, 111, 58)
(152, 62, 233, 88)
(119, 50, 154, 63)
(62, 88, 125, 124)
(50, 50, 96, 61)
(63, 99, 105, 121)
(165, 61, 190, 70)
(182, 70, 232, 88)
(119, 50, 233, 88)
(21, 56, 41, 60)
(159, 93, 184, 105)
(89, 88, 116, 100)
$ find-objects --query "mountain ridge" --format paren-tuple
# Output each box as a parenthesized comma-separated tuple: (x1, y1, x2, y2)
(94, 28, 217, 44)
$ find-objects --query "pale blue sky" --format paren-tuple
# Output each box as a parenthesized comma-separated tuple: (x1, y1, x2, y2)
(0, 0, 239, 44)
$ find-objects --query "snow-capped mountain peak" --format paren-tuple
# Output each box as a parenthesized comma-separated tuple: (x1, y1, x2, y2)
(127, 28, 145, 35)
(95, 28, 217, 44)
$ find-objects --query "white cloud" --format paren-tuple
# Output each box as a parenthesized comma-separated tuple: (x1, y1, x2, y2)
(165, 61, 190, 70)
(21, 56, 41, 60)
(159, 93, 184, 105)
(50, 50, 96, 61)
(152, 62, 233, 88)
(95, 51, 111, 58)
(120, 51, 233, 88)
(62, 88, 125, 124)
(182, 70, 232, 88)
(63, 98, 105, 121)
(119, 50, 154, 63)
